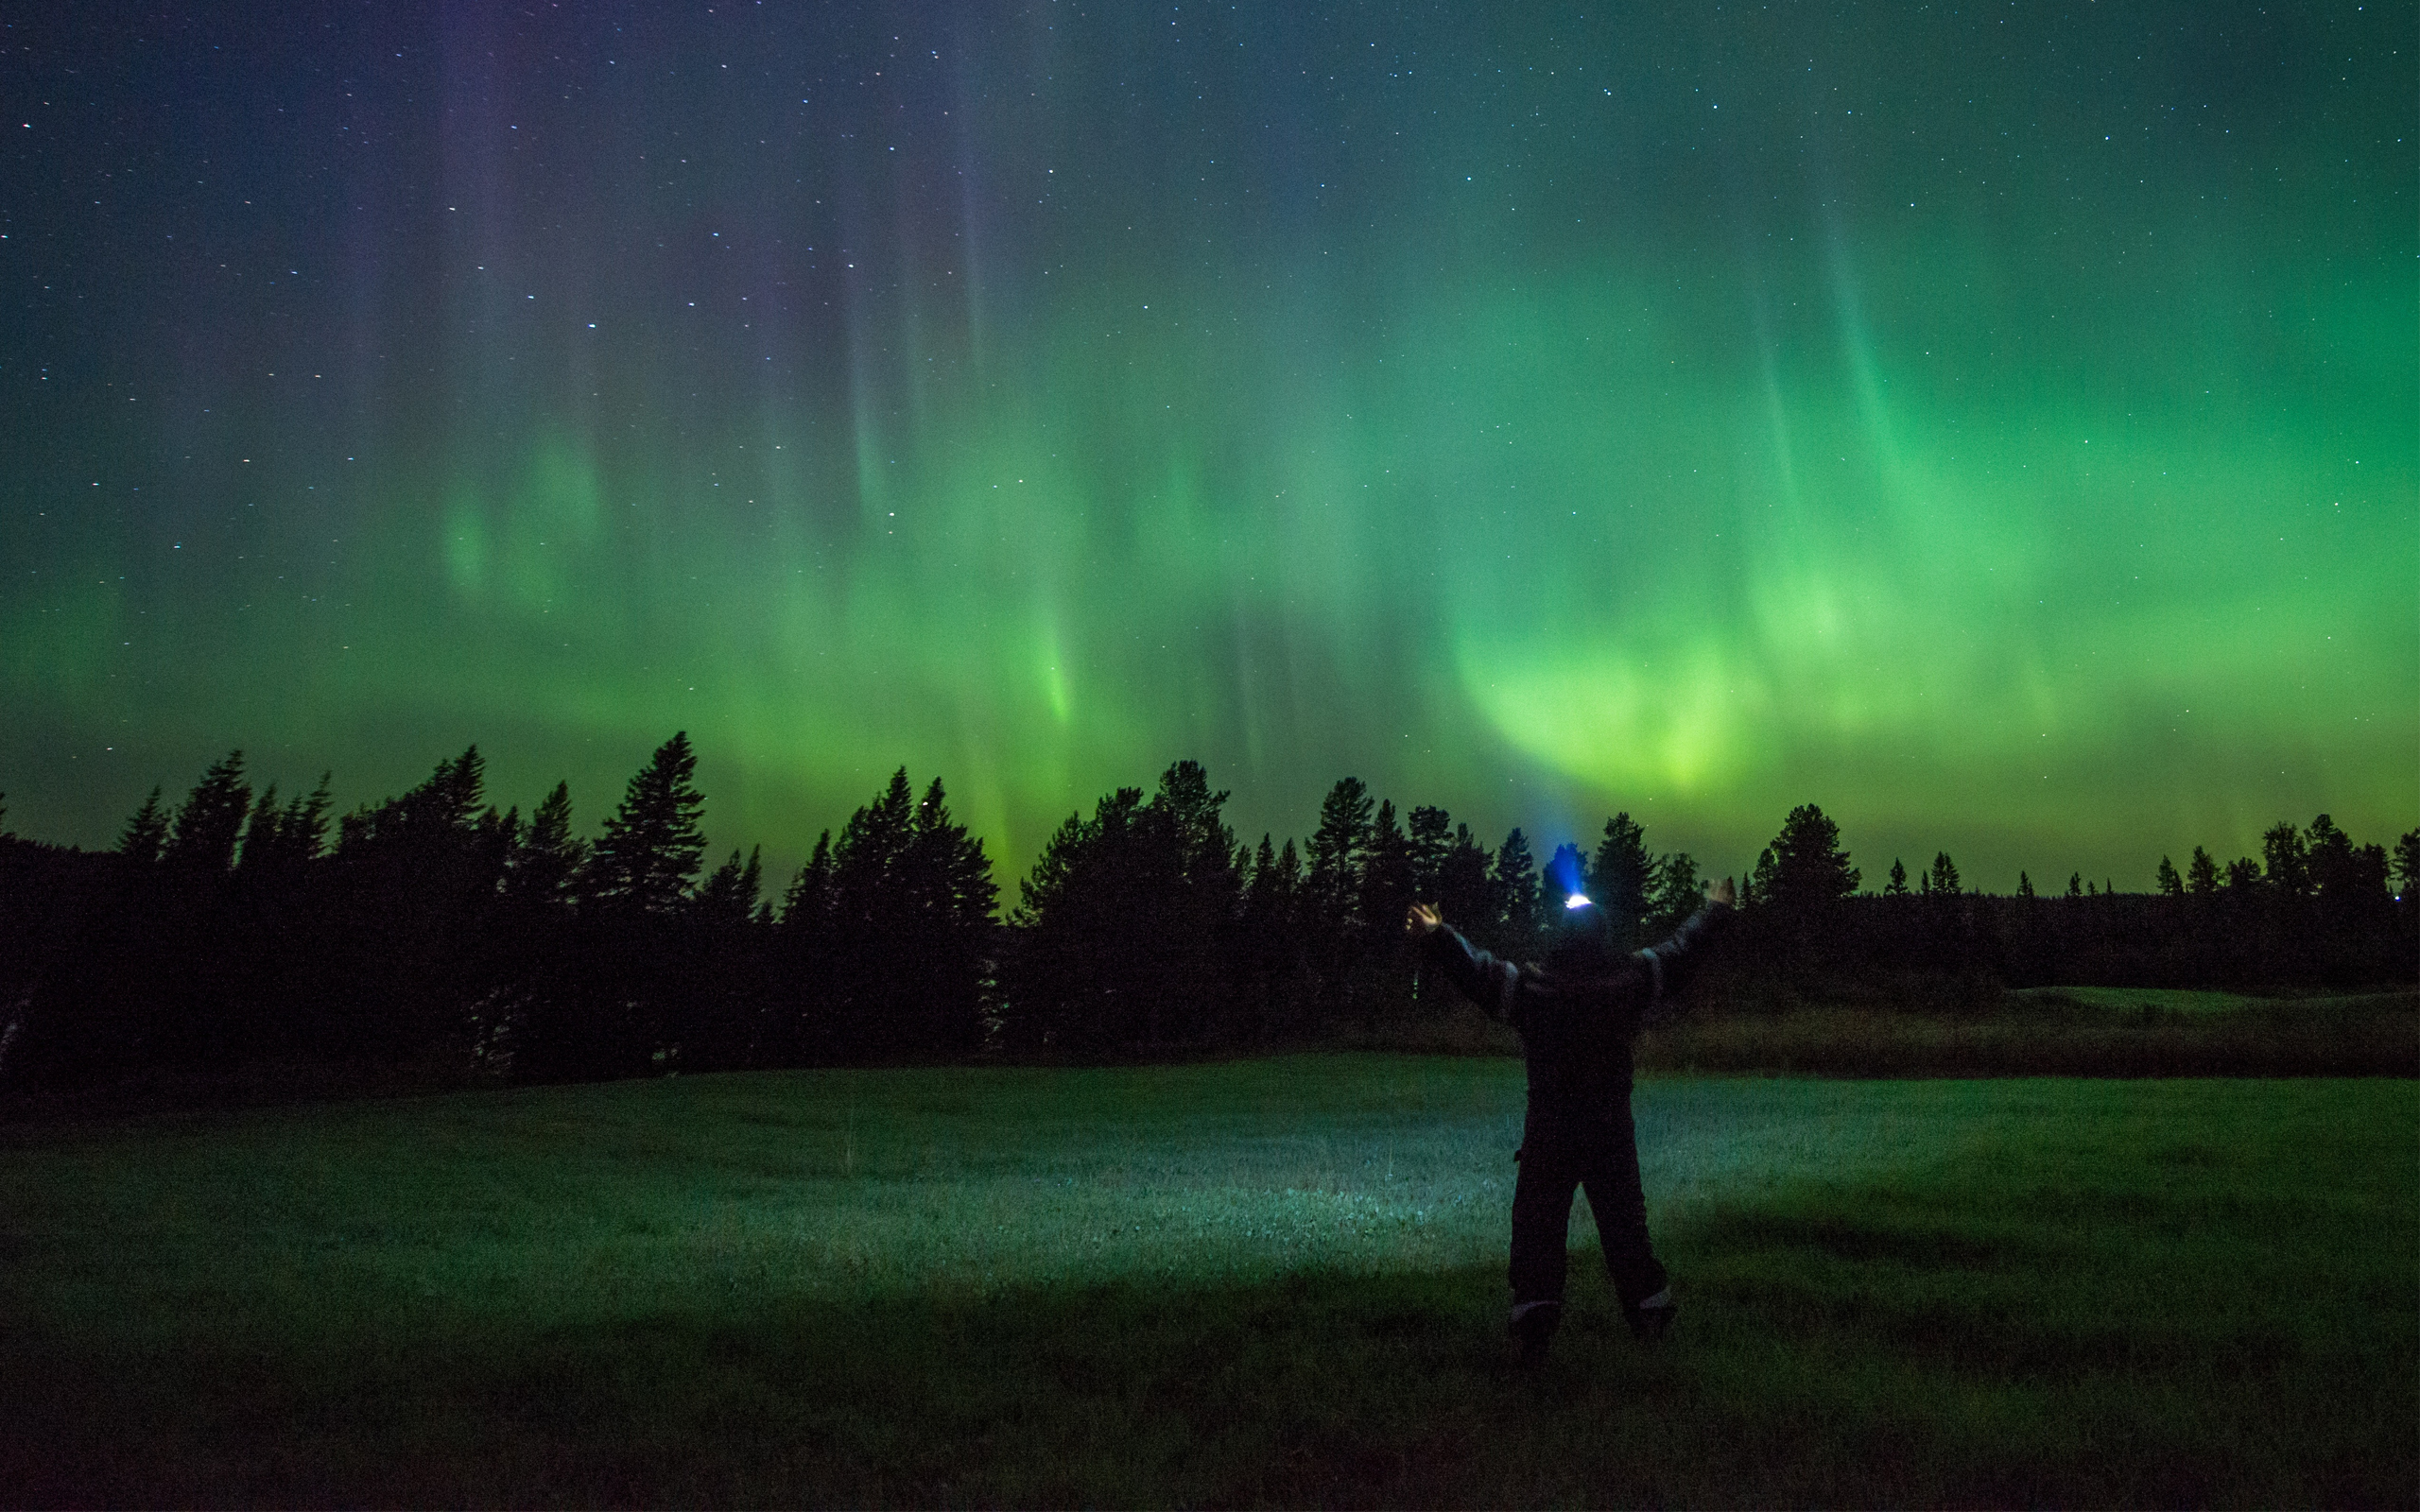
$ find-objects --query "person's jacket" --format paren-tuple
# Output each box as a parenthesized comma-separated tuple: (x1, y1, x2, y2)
(1420, 900, 1734, 1128)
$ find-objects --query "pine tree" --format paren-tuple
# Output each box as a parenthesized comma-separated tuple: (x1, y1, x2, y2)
(896, 775, 998, 1054)
(2186, 846, 2220, 896)
(1928, 851, 1961, 895)
(589, 732, 707, 913)
(1358, 799, 1413, 946)
(2303, 815, 2355, 900)
(1746, 846, 1779, 907)
(1437, 822, 1495, 933)
(510, 781, 586, 906)
(2155, 855, 2183, 897)
(2017, 870, 2034, 899)
(118, 787, 169, 864)
(1150, 761, 1238, 899)
(1884, 857, 1909, 897)
(1236, 833, 1304, 1039)
(1591, 813, 1652, 947)
(2394, 829, 2420, 902)
(1645, 850, 1703, 936)
(1762, 804, 1858, 911)
(831, 768, 916, 933)
(236, 783, 282, 871)
(696, 848, 763, 922)
(1489, 828, 1542, 957)
(1305, 777, 1373, 933)
(2067, 871, 2083, 898)
(1011, 784, 1147, 1049)
(782, 831, 836, 932)
(164, 751, 251, 873)
(2260, 820, 2309, 898)
(1406, 804, 1453, 904)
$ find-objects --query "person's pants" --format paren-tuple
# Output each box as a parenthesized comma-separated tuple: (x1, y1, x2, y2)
(1510, 1104, 1668, 1314)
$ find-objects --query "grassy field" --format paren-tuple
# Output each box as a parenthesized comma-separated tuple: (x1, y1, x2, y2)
(1, 1058, 2411, 1507)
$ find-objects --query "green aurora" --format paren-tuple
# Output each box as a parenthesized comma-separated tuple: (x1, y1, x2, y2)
(2, 3, 2411, 890)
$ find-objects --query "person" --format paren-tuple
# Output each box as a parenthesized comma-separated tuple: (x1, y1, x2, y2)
(1407, 863, 1736, 1364)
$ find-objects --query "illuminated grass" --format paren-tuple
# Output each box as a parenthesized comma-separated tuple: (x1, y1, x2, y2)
(1, 1060, 2411, 1505)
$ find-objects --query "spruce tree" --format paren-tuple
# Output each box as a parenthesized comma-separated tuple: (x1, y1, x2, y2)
(236, 783, 282, 871)
(1928, 851, 1961, 895)
(1305, 777, 1374, 934)
(510, 781, 586, 906)
(1489, 828, 1542, 956)
(2186, 846, 2220, 896)
(2155, 855, 2183, 897)
(1591, 813, 1652, 947)
(165, 751, 251, 873)
(118, 787, 169, 864)
(1645, 850, 1703, 936)
(782, 831, 836, 933)
(696, 848, 762, 922)
(2260, 820, 2309, 898)
(1437, 823, 1494, 933)
(1746, 846, 1779, 907)
(1406, 804, 1452, 904)
(1884, 857, 1909, 897)
(2017, 870, 2034, 898)
(589, 732, 708, 913)
(897, 775, 998, 1054)
(2303, 816, 2354, 900)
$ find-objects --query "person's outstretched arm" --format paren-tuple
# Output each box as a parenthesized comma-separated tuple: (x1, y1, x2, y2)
(1406, 903, 1518, 1020)
(1636, 876, 1737, 1017)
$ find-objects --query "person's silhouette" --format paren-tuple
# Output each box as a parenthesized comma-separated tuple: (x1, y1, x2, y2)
(1408, 865, 1736, 1364)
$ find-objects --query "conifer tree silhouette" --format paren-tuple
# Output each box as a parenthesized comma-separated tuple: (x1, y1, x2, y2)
(2394, 829, 2420, 901)
(589, 733, 707, 914)
(1645, 850, 1703, 937)
(1766, 804, 1859, 909)
(117, 787, 169, 864)
(2260, 821, 2309, 898)
(1489, 828, 1542, 959)
(1591, 813, 1652, 949)
(165, 751, 251, 874)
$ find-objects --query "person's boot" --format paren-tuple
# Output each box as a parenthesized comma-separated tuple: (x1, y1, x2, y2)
(1623, 1286, 1676, 1341)
(1509, 1299, 1561, 1366)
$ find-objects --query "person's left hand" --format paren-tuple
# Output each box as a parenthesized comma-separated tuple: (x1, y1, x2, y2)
(1406, 902, 1443, 936)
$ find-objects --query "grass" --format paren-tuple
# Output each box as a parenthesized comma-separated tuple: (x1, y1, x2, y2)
(1634, 987, 2418, 1078)
(1329, 986, 2418, 1077)
(1, 1057, 2411, 1506)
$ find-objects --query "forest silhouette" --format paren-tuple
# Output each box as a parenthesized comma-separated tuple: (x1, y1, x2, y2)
(0, 737, 2411, 1092)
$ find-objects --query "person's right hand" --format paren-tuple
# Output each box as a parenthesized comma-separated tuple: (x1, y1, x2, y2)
(1406, 902, 1443, 936)
(1708, 876, 1737, 907)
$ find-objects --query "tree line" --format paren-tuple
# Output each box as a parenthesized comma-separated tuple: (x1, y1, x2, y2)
(0, 741, 2411, 1090)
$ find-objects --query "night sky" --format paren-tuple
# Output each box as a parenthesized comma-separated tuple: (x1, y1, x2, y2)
(3, 3, 2411, 892)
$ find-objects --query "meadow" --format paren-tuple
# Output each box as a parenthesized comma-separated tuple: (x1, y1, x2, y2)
(1, 1057, 2411, 1506)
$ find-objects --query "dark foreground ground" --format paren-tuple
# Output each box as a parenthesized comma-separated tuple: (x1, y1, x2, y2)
(2, 1057, 2411, 1507)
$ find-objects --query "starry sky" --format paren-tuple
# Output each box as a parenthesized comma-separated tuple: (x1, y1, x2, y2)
(3, 2, 2411, 892)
